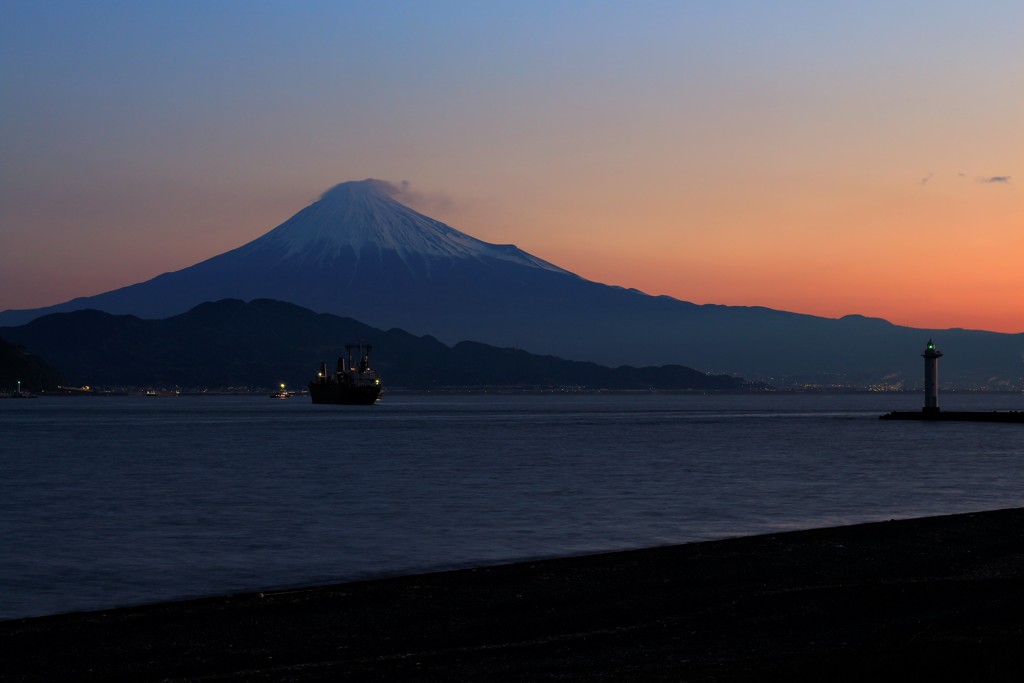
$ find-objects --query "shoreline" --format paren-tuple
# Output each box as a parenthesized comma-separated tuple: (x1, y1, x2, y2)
(5, 508, 1024, 680)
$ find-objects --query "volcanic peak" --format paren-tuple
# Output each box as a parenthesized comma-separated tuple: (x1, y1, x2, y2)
(249, 179, 571, 275)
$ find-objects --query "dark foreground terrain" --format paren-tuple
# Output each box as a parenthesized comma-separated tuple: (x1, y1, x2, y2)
(5, 508, 1024, 681)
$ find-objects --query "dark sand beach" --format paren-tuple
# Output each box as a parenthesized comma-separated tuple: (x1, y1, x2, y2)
(4, 508, 1024, 681)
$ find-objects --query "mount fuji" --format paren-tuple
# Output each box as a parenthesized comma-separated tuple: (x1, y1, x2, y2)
(2, 179, 1021, 386)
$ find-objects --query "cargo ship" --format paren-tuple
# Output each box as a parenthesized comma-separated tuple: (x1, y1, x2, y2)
(309, 343, 382, 405)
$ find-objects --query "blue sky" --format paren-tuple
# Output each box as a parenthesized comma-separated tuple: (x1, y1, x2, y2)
(2, 1, 1021, 330)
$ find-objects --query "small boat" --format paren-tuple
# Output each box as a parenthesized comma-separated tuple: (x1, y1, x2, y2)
(309, 343, 382, 405)
(270, 383, 293, 399)
(144, 388, 181, 397)
(57, 385, 95, 396)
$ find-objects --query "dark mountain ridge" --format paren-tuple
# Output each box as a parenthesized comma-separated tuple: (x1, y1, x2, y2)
(0, 299, 760, 391)
(1, 180, 1020, 388)
(0, 337, 63, 392)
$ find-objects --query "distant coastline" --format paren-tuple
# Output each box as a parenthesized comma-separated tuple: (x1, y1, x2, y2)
(21, 386, 1023, 397)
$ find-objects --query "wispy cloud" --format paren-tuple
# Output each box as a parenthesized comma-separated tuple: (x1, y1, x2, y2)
(383, 180, 455, 213)
(977, 176, 1011, 184)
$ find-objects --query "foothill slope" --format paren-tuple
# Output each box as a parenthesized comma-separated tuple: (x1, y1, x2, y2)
(0, 298, 760, 392)
(1, 180, 1020, 388)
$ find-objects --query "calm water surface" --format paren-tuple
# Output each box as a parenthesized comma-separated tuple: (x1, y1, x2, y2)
(2, 392, 1023, 619)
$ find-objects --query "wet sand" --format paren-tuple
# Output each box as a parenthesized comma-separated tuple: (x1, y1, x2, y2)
(4, 508, 1024, 681)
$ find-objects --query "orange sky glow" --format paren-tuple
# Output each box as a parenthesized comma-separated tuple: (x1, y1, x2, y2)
(1, 2, 1021, 334)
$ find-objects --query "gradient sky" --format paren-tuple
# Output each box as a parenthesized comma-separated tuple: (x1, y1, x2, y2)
(2, 1, 1021, 332)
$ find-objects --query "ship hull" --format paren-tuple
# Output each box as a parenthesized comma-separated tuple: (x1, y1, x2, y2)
(308, 381, 381, 405)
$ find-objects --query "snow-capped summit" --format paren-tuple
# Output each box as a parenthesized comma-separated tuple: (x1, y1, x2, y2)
(247, 179, 569, 275)
(0, 180, 581, 331)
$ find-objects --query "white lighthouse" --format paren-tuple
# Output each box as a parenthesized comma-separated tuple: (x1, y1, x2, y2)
(922, 339, 942, 412)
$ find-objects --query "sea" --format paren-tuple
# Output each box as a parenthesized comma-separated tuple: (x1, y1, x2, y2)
(2, 391, 1023, 621)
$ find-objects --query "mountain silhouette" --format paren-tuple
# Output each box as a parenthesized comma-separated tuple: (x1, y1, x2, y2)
(1, 180, 1021, 387)
(0, 299, 760, 391)
(0, 336, 62, 392)
(0, 180, 573, 326)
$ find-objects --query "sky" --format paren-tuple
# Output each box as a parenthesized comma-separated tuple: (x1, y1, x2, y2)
(1, 1, 1021, 333)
